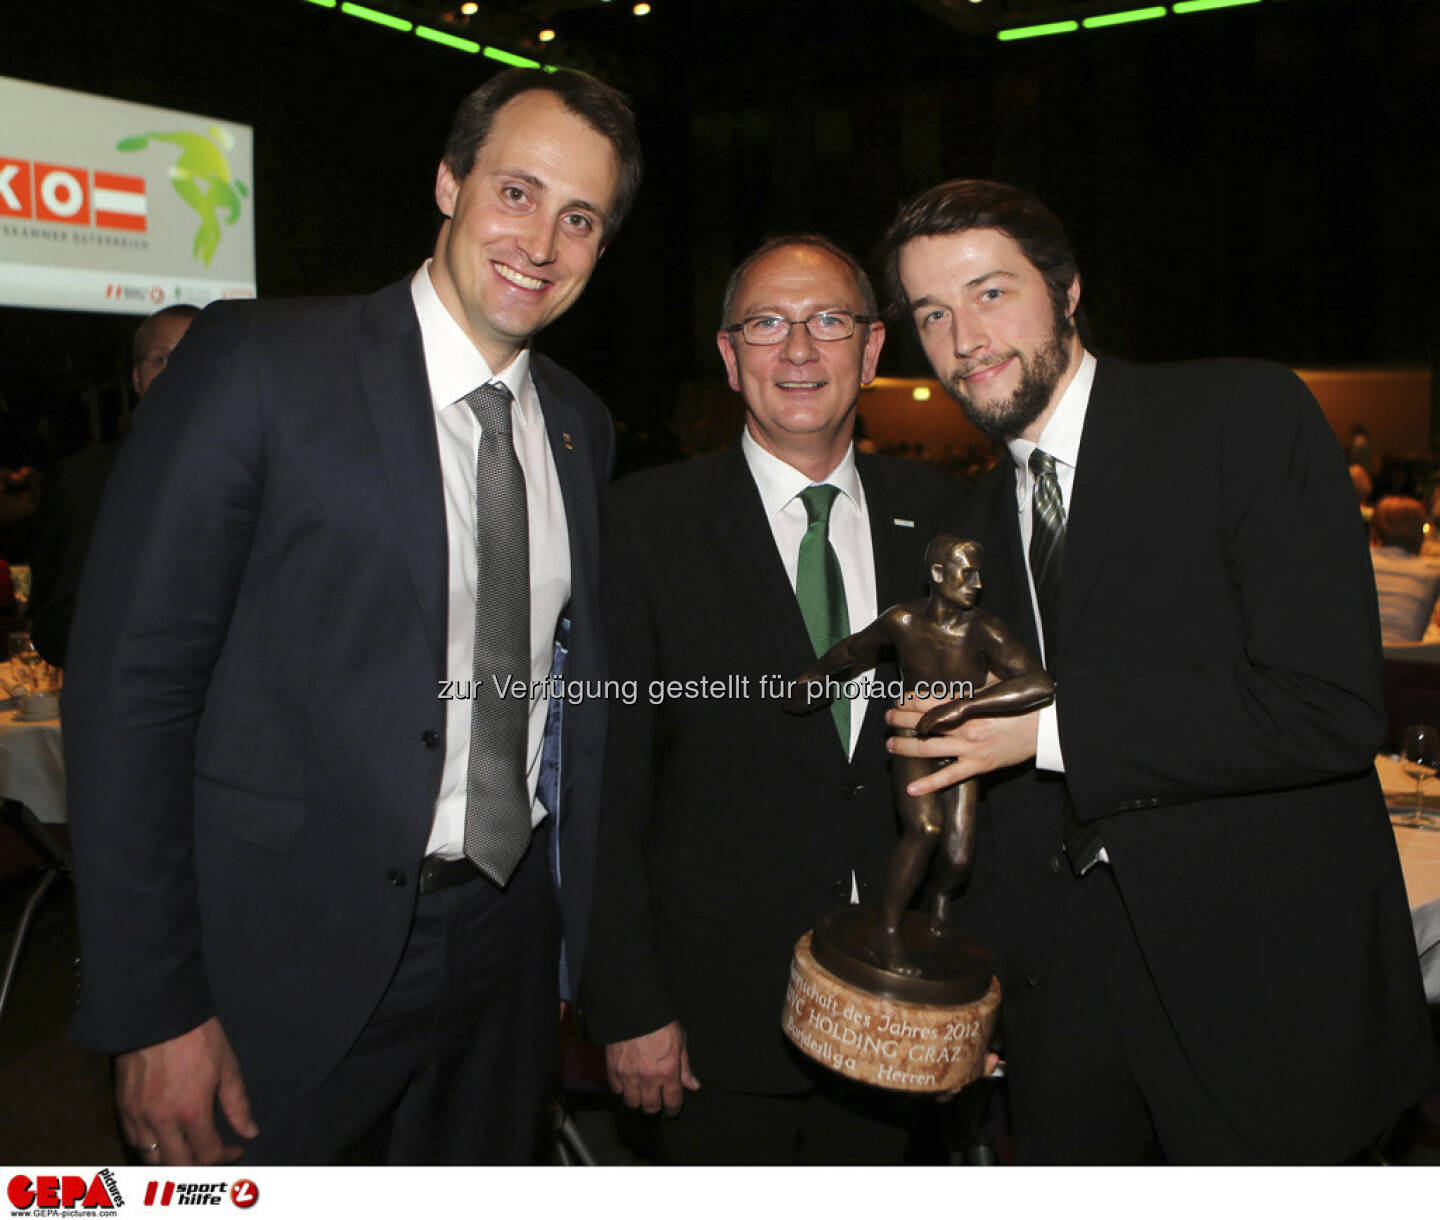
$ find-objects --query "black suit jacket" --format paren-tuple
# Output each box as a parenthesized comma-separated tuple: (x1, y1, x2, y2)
(64, 279, 611, 1105)
(959, 355, 1435, 1161)
(581, 444, 963, 1093)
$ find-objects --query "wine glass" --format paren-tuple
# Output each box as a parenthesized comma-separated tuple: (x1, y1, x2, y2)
(6, 631, 41, 694)
(1397, 724, 1440, 827)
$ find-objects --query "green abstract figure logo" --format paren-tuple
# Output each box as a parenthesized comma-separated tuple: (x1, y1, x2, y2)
(117, 126, 249, 267)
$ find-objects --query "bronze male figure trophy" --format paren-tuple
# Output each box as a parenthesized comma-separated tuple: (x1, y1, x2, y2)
(782, 535, 1051, 1092)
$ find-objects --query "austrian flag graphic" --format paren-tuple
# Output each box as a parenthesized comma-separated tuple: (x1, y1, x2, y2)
(92, 171, 146, 232)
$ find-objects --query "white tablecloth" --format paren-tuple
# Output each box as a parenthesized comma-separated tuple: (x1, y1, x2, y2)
(0, 704, 65, 825)
(1374, 754, 1440, 1002)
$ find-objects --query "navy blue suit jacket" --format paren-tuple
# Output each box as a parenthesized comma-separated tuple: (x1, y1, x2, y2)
(65, 279, 611, 1105)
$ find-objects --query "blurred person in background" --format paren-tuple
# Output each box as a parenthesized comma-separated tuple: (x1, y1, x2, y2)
(1369, 495, 1440, 643)
(28, 305, 198, 665)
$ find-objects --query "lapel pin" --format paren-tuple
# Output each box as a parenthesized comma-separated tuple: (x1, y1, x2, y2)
(563, 432, 574, 450)
(893, 518, 915, 528)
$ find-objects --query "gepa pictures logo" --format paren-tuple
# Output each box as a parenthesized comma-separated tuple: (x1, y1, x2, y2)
(7, 1169, 123, 1214)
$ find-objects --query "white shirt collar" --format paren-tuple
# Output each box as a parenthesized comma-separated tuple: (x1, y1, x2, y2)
(411, 260, 532, 423)
(740, 427, 862, 518)
(1007, 348, 1097, 494)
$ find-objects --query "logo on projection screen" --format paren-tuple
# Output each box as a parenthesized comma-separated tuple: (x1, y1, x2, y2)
(0, 159, 148, 231)
(117, 127, 249, 268)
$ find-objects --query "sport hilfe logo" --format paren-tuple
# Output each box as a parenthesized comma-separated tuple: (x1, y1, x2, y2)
(6, 1171, 123, 1211)
(0, 158, 147, 232)
(140, 1181, 257, 1209)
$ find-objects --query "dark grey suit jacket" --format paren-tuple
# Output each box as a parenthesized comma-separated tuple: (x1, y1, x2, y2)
(64, 279, 611, 1105)
(581, 444, 963, 1093)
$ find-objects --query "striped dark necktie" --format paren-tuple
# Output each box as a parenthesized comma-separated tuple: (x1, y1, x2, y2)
(1028, 447, 1065, 664)
(1029, 447, 1105, 876)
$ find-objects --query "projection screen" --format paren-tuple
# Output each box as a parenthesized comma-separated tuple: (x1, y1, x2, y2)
(0, 75, 256, 316)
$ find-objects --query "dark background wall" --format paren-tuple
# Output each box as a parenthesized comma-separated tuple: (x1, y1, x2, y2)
(1, 0, 1436, 466)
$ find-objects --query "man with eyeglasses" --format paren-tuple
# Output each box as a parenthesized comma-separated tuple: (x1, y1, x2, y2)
(581, 235, 963, 1163)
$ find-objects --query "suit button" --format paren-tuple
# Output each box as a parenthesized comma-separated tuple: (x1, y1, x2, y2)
(388, 869, 406, 888)
(1025, 974, 1040, 989)
(831, 880, 850, 900)
(1050, 852, 1062, 874)
(421, 730, 440, 749)
(841, 781, 862, 798)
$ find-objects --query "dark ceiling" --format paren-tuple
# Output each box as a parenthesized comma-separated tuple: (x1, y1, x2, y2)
(2, 0, 1437, 467)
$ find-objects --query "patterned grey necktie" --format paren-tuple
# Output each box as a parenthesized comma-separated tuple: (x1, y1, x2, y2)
(462, 382, 532, 886)
(1028, 447, 1066, 665)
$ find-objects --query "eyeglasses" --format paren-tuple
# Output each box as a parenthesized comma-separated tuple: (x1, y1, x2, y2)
(723, 310, 873, 346)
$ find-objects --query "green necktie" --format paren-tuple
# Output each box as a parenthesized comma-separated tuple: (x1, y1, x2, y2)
(796, 483, 850, 749)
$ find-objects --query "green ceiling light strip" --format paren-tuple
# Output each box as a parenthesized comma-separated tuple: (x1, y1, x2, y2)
(1001, 0, 1263, 39)
(416, 25, 479, 53)
(1173, 0, 1261, 11)
(301, 1, 564, 71)
(997, 20, 1079, 40)
(298, 1, 561, 72)
(340, 3, 411, 32)
(1084, 6, 1166, 27)
(483, 46, 542, 68)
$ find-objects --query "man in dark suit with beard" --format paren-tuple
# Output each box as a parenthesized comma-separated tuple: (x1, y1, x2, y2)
(879, 178, 1436, 1163)
(582, 235, 962, 1163)
(64, 68, 640, 1165)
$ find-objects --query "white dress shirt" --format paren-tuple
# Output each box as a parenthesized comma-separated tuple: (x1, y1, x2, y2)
(741, 428, 877, 761)
(411, 262, 571, 858)
(1004, 348, 1097, 774)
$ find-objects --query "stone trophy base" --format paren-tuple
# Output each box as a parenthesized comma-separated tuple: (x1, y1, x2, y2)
(781, 907, 1001, 1095)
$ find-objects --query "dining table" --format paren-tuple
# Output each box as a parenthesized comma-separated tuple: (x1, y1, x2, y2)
(0, 700, 65, 827)
(0, 665, 67, 1022)
(1374, 753, 1440, 1004)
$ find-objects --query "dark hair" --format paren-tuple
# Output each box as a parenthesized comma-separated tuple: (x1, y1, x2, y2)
(132, 304, 200, 362)
(878, 179, 1083, 335)
(441, 67, 642, 239)
(720, 234, 878, 329)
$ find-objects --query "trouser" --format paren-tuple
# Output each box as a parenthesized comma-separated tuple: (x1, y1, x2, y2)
(654, 1071, 928, 1166)
(1004, 862, 1263, 1165)
(232, 826, 559, 1164)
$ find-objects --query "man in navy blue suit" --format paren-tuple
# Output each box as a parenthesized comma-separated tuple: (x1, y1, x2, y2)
(65, 68, 640, 1165)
